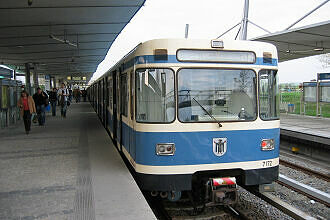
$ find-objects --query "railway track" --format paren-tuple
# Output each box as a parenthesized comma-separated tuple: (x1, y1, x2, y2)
(147, 193, 250, 220)
(279, 159, 330, 182)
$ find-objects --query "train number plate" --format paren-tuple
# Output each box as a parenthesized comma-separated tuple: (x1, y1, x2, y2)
(262, 160, 273, 167)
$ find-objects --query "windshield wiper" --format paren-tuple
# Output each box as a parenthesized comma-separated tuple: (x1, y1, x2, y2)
(192, 97, 222, 127)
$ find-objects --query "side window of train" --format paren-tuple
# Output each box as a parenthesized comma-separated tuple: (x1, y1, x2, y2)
(130, 71, 134, 120)
(135, 68, 175, 123)
(259, 69, 279, 120)
(120, 73, 128, 117)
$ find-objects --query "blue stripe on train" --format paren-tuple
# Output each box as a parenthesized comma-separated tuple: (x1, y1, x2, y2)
(119, 55, 277, 71)
(134, 55, 278, 66)
(120, 55, 278, 71)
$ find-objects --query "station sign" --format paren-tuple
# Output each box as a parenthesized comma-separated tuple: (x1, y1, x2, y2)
(318, 73, 330, 81)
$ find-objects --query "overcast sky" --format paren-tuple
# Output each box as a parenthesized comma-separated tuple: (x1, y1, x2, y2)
(91, 0, 330, 83)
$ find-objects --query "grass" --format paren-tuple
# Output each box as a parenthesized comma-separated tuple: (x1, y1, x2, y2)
(280, 92, 330, 118)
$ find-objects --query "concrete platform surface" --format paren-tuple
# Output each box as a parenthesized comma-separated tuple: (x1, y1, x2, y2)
(280, 113, 330, 138)
(0, 102, 155, 220)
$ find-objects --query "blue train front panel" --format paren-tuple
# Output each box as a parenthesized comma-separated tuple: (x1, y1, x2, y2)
(121, 124, 279, 191)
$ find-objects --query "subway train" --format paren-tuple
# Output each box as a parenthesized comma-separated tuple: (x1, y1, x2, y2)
(87, 39, 280, 204)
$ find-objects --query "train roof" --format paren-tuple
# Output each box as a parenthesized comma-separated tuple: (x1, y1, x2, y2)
(92, 38, 278, 83)
(134, 38, 277, 56)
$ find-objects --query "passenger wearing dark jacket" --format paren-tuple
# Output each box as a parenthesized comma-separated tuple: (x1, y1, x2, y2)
(49, 88, 58, 116)
(33, 87, 48, 125)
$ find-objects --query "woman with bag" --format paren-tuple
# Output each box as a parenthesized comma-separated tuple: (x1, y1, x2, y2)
(18, 90, 36, 134)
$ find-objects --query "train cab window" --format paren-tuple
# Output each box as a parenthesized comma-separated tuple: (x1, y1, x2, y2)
(178, 68, 257, 122)
(259, 70, 279, 120)
(136, 68, 175, 123)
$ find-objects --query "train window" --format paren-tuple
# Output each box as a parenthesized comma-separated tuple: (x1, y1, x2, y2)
(178, 68, 257, 122)
(120, 74, 128, 117)
(259, 70, 279, 120)
(136, 68, 175, 123)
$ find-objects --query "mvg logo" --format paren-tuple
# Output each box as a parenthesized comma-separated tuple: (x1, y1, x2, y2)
(213, 138, 227, 156)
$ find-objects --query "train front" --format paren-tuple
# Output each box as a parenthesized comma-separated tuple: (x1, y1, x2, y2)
(133, 39, 280, 203)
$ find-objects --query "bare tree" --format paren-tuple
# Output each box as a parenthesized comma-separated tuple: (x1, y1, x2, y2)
(318, 53, 330, 68)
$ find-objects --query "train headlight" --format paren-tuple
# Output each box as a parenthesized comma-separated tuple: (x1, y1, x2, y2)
(261, 139, 275, 151)
(156, 143, 175, 156)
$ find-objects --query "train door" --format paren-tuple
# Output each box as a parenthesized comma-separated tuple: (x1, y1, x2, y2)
(116, 68, 123, 150)
(112, 70, 118, 146)
(129, 70, 135, 160)
(102, 77, 108, 127)
(120, 72, 128, 152)
(105, 76, 109, 130)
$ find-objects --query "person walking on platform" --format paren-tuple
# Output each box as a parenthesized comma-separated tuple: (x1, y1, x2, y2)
(49, 88, 58, 116)
(57, 83, 69, 118)
(33, 87, 48, 126)
(18, 91, 36, 134)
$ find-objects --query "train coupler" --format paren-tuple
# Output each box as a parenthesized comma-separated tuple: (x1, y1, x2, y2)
(205, 177, 238, 205)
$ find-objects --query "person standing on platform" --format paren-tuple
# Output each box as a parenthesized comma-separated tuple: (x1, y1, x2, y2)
(33, 87, 48, 126)
(18, 91, 36, 134)
(57, 83, 69, 118)
(49, 88, 58, 116)
(82, 89, 87, 102)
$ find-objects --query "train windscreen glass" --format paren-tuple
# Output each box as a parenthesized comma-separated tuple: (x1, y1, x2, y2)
(178, 68, 257, 122)
(136, 68, 175, 123)
(177, 49, 255, 63)
(259, 70, 279, 120)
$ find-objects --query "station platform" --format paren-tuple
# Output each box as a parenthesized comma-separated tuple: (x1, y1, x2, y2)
(0, 103, 155, 220)
(280, 113, 330, 146)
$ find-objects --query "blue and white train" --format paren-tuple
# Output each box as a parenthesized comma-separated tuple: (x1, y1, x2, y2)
(88, 38, 280, 204)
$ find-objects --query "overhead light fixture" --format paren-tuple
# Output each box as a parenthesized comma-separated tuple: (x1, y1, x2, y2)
(313, 47, 324, 51)
(49, 34, 77, 47)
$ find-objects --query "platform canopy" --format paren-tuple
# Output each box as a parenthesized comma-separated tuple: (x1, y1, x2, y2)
(252, 20, 330, 62)
(0, 0, 145, 81)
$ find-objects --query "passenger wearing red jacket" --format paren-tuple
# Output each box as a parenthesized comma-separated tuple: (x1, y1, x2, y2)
(18, 90, 36, 134)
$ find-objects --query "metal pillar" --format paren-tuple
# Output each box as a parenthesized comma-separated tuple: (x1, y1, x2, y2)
(285, 0, 329, 30)
(185, 24, 189, 38)
(25, 63, 31, 94)
(316, 73, 320, 117)
(239, 0, 249, 40)
(33, 63, 39, 88)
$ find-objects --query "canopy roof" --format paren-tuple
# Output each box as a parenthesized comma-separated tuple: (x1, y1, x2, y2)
(252, 20, 330, 62)
(0, 0, 145, 80)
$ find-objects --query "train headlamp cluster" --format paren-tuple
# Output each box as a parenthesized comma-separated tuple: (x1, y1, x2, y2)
(156, 143, 175, 156)
(261, 139, 275, 151)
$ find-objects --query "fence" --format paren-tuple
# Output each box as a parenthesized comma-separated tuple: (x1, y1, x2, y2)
(280, 90, 330, 118)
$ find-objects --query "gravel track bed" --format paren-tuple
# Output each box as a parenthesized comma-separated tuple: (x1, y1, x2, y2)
(280, 152, 329, 175)
(270, 183, 329, 220)
(236, 187, 293, 220)
(279, 165, 330, 193)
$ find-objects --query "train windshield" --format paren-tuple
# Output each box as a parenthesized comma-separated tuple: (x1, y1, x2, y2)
(136, 68, 175, 123)
(259, 70, 279, 120)
(178, 68, 257, 122)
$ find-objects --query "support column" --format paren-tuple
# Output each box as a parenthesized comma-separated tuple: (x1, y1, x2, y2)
(239, 0, 249, 40)
(33, 63, 39, 88)
(25, 63, 31, 94)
